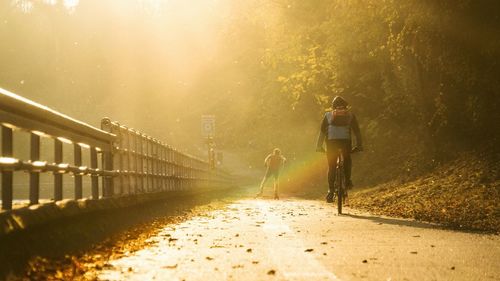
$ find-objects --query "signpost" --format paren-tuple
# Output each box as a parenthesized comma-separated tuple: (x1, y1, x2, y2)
(201, 115, 215, 138)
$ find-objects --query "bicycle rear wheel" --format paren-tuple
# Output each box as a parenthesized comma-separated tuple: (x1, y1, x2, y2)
(337, 164, 344, 214)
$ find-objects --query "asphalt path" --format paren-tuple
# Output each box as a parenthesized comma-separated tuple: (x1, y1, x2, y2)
(89, 197, 500, 281)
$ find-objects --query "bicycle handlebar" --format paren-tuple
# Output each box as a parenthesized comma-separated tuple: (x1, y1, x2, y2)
(351, 146, 363, 153)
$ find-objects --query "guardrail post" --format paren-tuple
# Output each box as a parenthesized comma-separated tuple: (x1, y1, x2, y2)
(149, 139, 153, 192)
(124, 128, 131, 194)
(138, 133, 144, 193)
(189, 158, 193, 190)
(146, 137, 151, 192)
(166, 147, 170, 191)
(153, 140, 158, 192)
(181, 153, 185, 191)
(173, 149, 177, 191)
(29, 133, 40, 205)
(100, 118, 115, 197)
(129, 131, 133, 193)
(116, 125, 123, 195)
(90, 147, 99, 199)
(130, 129, 136, 194)
(103, 150, 114, 197)
(54, 138, 63, 201)
(1, 126, 14, 210)
(74, 143, 82, 199)
(169, 147, 174, 191)
(162, 145, 166, 191)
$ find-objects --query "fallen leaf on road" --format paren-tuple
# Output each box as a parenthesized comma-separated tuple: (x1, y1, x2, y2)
(246, 248, 252, 253)
(362, 260, 368, 263)
(206, 256, 214, 261)
(410, 251, 418, 254)
(267, 269, 276, 275)
(305, 249, 314, 252)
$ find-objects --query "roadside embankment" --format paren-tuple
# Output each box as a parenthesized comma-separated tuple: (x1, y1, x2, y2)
(350, 152, 500, 233)
(0, 187, 239, 278)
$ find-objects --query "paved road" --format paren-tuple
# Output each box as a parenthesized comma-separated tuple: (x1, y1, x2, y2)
(92, 198, 499, 281)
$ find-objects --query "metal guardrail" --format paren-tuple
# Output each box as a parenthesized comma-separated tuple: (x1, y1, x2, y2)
(0, 87, 233, 211)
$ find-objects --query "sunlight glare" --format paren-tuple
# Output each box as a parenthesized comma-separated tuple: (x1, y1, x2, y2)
(11, 0, 33, 13)
(63, 0, 79, 9)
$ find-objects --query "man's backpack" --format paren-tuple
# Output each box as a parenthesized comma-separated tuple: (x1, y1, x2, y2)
(330, 108, 352, 126)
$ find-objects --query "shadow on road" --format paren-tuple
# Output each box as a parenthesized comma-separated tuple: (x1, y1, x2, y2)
(342, 212, 486, 234)
(343, 213, 440, 230)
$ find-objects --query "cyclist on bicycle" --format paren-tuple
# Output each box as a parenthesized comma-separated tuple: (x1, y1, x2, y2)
(316, 96, 362, 203)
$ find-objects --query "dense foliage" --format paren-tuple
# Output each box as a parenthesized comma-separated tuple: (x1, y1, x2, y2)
(1, 0, 498, 184)
(225, 0, 500, 183)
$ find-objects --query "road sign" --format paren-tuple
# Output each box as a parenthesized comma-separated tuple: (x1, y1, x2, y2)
(201, 115, 215, 137)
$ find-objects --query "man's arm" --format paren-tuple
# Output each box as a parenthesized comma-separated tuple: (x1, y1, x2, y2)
(264, 155, 271, 167)
(316, 115, 328, 151)
(351, 114, 362, 147)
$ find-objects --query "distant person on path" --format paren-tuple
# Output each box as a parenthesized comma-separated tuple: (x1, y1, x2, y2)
(256, 148, 286, 200)
(316, 96, 362, 203)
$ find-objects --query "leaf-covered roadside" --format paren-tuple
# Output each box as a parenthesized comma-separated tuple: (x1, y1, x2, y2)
(10, 217, 178, 281)
(6, 200, 231, 281)
(350, 151, 500, 233)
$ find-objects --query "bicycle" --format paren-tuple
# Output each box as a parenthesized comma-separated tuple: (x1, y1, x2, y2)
(334, 149, 348, 214)
(335, 146, 362, 214)
(318, 146, 361, 214)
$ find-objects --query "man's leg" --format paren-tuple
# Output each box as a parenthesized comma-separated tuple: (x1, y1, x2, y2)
(257, 174, 268, 196)
(273, 173, 279, 199)
(341, 141, 353, 188)
(326, 161, 336, 202)
(344, 154, 352, 188)
(326, 141, 339, 202)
